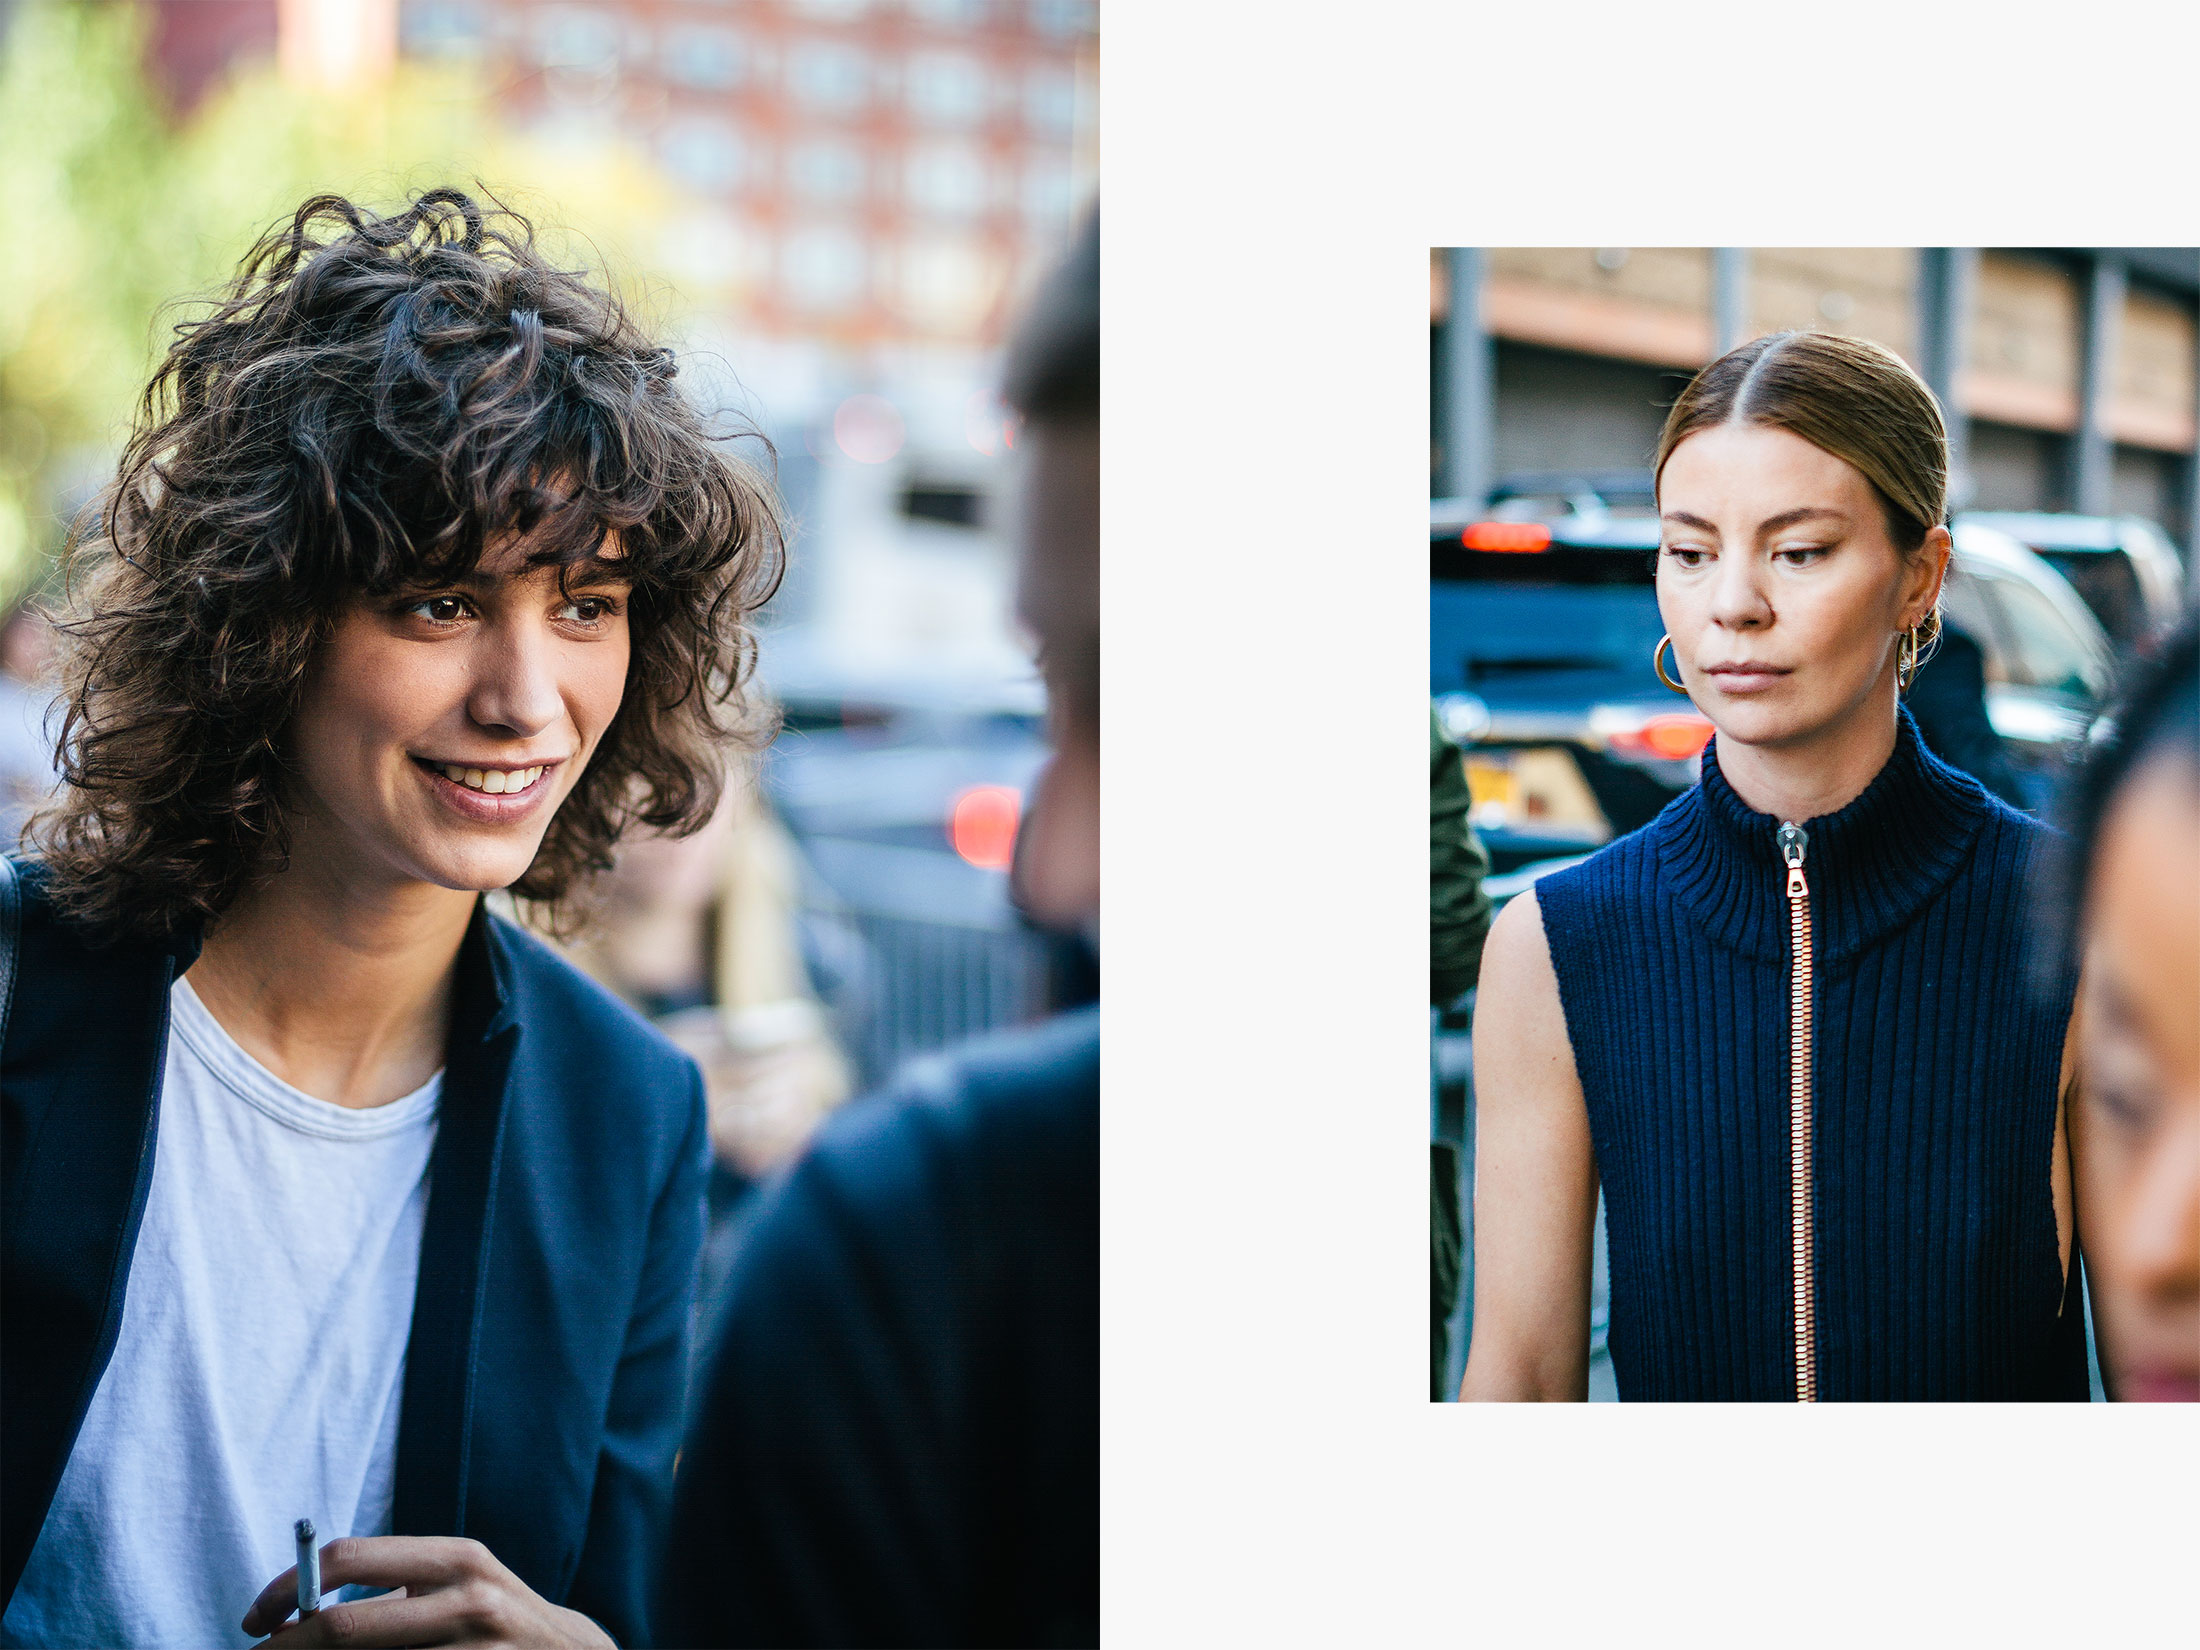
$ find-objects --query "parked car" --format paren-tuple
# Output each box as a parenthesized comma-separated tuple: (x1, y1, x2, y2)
(1429, 501, 2114, 875)
(756, 636, 1062, 1089)
(1955, 511, 2187, 652)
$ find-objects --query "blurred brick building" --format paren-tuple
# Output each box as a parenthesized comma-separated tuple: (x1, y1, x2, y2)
(1432, 248, 2200, 559)
(138, 0, 1095, 356)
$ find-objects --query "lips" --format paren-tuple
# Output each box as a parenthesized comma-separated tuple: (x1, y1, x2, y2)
(412, 756, 562, 823)
(2120, 1366, 2200, 1402)
(1705, 663, 1791, 693)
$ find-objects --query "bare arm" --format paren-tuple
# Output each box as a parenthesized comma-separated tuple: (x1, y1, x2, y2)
(1457, 889, 1599, 1401)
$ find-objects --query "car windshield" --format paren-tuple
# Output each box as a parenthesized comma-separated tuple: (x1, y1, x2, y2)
(1430, 541, 1663, 693)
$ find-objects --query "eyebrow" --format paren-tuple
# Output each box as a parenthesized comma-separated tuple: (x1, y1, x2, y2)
(1661, 507, 1850, 536)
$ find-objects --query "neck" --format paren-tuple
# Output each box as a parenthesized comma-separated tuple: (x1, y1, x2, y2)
(1712, 669, 1901, 823)
(186, 847, 476, 1110)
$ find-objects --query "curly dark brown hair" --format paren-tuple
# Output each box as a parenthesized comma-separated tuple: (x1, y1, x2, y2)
(30, 187, 784, 939)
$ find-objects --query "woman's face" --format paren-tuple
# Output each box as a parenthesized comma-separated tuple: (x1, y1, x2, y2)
(2079, 754, 2200, 1401)
(282, 540, 632, 900)
(1656, 424, 1945, 750)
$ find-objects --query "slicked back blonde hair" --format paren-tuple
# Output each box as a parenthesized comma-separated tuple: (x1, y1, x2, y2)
(1655, 329, 1950, 558)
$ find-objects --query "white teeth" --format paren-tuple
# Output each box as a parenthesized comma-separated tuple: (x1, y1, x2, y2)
(436, 763, 543, 794)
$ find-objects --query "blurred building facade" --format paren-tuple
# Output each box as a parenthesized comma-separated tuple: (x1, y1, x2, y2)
(1432, 248, 2200, 563)
(122, 0, 1097, 692)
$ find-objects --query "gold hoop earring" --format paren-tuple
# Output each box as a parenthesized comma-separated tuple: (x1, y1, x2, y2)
(1896, 625, 1919, 691)
(1652, 633, 1689, 695)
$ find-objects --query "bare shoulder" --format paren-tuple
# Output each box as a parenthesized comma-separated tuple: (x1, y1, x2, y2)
(1473, 888, 1581, 1103)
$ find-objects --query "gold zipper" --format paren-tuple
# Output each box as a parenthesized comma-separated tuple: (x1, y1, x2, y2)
(1777, 821, 1817, 1403)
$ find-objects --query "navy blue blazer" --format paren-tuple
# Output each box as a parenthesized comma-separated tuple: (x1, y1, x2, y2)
(0, 863, 708, 1647)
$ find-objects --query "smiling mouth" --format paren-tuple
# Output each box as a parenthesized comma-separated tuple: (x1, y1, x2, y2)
(412, 757, 558, 796)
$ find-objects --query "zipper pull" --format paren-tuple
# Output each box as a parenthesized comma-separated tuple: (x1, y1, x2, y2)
(1778, 821, 1809, 898)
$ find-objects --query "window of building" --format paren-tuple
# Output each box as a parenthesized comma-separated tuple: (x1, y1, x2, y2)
(528, 4, 620, 72)
(783, 223, 869, 312)
(660, 22, 747, 90)
(906, 141, 990, 221)
(785, 40, 872, 114)
(401, 0, 490, 59)
(1023, 65, 1078, 138)
(659, 117, 749, 194)
(1031, 0, 1097, 37)
(789, 138, 867, 205)
(900, 233, 993, 331)
(905, 50, 990, 127)
(1021, 158, 1077, 228)
(909, 0, 990, 27)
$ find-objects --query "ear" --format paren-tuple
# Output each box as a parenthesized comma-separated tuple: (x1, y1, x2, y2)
(1904, 526, 1953, 628)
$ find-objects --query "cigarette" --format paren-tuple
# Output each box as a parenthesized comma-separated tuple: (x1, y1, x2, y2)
(294, 1519, 321, 1618)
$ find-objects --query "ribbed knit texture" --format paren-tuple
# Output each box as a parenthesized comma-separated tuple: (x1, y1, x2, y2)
(1536, 706, 2089, 1401)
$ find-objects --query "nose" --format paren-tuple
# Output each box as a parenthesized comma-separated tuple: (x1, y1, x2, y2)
(465, 612, 565, 741)
(1706, 549, 1773, 633)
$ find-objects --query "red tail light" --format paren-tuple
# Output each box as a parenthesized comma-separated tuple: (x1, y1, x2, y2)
(950, 785, 1020, 870)
(1461, 521, 1552, 553)
(1607, 714, 1715, 761)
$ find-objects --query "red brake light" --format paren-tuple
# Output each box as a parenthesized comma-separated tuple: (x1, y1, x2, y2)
(950, 785, 1020, 870)
(1461, 521, 1552, 553)
(1637, 715, 1715, 760)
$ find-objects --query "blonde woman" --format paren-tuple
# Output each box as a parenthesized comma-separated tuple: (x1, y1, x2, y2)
(1462, 331, 2086, 1402)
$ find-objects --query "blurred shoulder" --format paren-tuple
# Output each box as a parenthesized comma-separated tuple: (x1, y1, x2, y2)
(820, 1006, 1097, 1183)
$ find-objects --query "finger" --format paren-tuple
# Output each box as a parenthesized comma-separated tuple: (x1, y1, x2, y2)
(262, 1585, 492, 1648)
(313, 1535, 499, 1595)
(243, 1537, 493, 1634)
(239, 1565, 297, 1638)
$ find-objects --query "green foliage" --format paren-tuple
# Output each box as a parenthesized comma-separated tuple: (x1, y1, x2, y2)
(0, 0, 688, 603)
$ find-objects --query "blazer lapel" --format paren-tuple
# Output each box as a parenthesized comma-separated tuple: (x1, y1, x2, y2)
(1, 894, 196, 1605)
(390, 902, 519, 1539)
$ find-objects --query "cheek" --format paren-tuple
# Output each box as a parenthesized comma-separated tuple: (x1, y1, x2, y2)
(573, 635, 632, 743)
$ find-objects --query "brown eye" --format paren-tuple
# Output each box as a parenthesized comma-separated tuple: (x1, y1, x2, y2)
(407, 595, 470, 624)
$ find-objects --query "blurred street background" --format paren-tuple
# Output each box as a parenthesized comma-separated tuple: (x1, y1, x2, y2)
(1429, 246, 2200, 1400)
(0, 0, 1097, 1281)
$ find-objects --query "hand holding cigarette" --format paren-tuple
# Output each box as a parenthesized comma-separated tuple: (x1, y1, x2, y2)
(241, 1535, 613, 1647)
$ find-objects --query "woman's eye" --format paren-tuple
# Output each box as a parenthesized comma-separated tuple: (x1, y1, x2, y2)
(407, 595, 470, 624)
(1663, 545, 1710, 567)
(1777, 546, 1829, 566)
(558, 596, 620, 625)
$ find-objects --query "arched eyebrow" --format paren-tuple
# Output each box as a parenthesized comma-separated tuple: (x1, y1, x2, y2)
(1660, 507, 1850, 536)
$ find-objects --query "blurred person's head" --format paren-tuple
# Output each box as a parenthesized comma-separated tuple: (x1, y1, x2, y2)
(1003, 207, 1098, 938)
(2061, 612, 2200, 1401)
(33, 188, 782, 938)
(1652, 330, 1950, 756)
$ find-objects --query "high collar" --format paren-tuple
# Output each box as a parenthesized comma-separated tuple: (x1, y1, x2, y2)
(1658, 703, 1992, 964)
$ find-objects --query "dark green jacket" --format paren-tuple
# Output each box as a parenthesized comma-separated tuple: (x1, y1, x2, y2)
(1430, 708, 1493, 1005)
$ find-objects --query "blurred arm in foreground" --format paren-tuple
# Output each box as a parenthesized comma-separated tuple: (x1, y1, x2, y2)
(659, 207, 1101, 1649)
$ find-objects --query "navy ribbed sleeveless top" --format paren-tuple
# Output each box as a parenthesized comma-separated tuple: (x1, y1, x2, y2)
(1535, 706, 2088, 1401)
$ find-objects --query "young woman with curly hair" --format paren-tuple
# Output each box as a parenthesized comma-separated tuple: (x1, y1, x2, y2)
(0, 187, 781, 1647)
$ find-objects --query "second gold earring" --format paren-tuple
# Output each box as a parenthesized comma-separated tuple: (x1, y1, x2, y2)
(1652, 633, 1689, 695)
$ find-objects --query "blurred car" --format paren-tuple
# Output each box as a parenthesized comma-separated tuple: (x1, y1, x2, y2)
(1429, 500, 2114, 876)
(1484, 470, 1659, 521)
(756, 635, 1060, 1089)
(1955, 511, 2187, 652)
